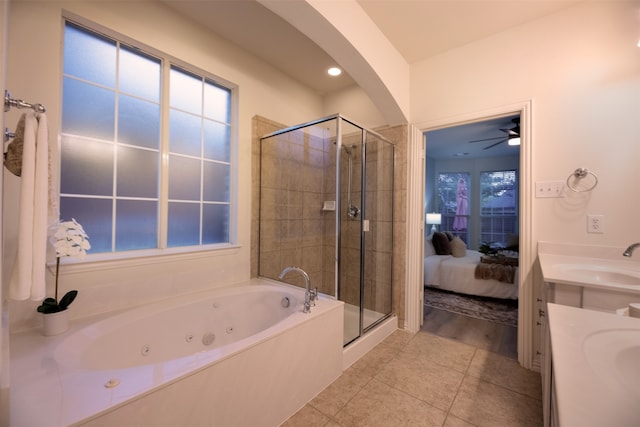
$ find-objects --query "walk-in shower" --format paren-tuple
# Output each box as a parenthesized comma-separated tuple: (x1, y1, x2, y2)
(259, 114, 394, 346)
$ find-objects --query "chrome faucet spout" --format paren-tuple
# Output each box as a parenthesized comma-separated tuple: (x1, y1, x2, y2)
(278, 266, 317, 313)
(623, 243, 640, 257)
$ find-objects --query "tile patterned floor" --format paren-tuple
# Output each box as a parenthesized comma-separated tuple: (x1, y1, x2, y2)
(281, 330, 542, 427)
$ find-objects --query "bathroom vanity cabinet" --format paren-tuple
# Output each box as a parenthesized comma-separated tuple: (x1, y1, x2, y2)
(537, 242, 640, 427)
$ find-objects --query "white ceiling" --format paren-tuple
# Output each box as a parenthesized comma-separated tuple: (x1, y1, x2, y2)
(162, 0, 578, 158)
(163, 0, 580, 95)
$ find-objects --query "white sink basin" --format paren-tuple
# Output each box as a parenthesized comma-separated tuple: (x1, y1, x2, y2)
(548, 303, 640, 426)
(555, 264, 640, 286)
(583, 328, 640, 400)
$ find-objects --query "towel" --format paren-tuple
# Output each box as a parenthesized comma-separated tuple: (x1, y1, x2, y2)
(4, 114, 25, 176)
(9, 112, 52, 301)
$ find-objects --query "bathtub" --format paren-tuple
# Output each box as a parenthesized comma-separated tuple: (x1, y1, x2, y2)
(10, 278, 344, 426)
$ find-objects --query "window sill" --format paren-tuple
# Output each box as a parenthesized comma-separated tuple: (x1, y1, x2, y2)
(56, 244, 242, 274)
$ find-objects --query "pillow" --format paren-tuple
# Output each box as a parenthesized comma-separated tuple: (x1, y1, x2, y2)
(450, 237, 467, 258)
(506, 234, 519, 251)
(444, 231, 454, 241)
(431, 232, 452, 255)
(424, 233, 436, 257)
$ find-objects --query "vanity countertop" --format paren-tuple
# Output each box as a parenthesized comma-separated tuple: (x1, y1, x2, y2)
(538, 242, 640, 294)
(547, 303, 640, 427)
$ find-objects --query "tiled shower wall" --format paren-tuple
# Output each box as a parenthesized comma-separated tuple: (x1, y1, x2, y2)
(252, 117, 335, 295)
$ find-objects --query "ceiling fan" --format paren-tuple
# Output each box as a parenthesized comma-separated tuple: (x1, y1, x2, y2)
(468, 117, 520, 150)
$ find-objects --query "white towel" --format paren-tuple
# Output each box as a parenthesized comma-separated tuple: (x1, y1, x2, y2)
(9, 112, 52, 301)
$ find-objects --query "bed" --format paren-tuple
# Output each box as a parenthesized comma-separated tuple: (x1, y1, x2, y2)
(424, 233, 519, 300)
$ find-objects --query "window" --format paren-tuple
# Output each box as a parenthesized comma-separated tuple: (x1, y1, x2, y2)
(437, 172, 470, 243)
(60, 21, 234, 254)
(479, 170, 518, 246)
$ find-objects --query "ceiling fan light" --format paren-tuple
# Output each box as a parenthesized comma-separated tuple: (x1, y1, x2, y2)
(508, 136, 521, 146)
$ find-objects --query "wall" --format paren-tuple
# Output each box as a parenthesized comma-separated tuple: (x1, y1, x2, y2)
(323, 85, 387, 129)
(4, 0, 325, 332)
(412, 1, 640, 246)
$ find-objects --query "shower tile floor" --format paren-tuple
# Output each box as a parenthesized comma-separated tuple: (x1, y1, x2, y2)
(282, 328, 542, 426)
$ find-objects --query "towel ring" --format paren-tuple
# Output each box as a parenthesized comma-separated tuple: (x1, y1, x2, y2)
(566, 168, 598, 192)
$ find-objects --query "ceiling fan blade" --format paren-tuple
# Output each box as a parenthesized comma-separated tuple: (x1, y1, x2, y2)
(483, 139, 507, 150)
(468, 136, 504, 143)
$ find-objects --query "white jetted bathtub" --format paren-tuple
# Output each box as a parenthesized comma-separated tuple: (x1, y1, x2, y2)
(10, 278, 344, 426)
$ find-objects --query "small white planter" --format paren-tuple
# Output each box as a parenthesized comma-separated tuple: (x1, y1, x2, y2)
(42, 310, 69, 336)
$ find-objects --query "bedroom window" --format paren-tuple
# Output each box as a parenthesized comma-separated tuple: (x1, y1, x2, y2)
(479, 170, 518, 247)
(60, 21, 235, 255)
(437, 172, 470, 243)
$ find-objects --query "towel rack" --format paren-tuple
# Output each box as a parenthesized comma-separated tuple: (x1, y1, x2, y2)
(566, 167, 598, 192)
(4, 90, 46, 113)
(4, 128, 15, 143)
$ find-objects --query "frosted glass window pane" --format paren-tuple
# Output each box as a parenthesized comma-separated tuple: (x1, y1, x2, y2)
(203, 162, 230, 202)
(116, 200, 158, 251)
(203, 204, 229, 244)
(61, 136, 113, 196)
(168, 202, 200, 247)
(204, 82, 231, 123)
(64, 23, 116, 87)
(62, 78, 115, 140)
(60, 197, 112, 254)
(203, 119, 230, 162)
(169, 156, 201, 200)
(119, 47, 160, 101)
(119, 95, 160, 149)
(169, 110, 201, 156)
(117, 146, 159, 198)
(170, 67, 202, 115)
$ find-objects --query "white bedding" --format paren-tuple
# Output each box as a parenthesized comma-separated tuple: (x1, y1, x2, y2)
(424, 249, 518, 300)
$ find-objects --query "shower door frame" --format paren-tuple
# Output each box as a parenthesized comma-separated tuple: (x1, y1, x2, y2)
(337, 115, 395, 346)
(259, 113, 395, 347)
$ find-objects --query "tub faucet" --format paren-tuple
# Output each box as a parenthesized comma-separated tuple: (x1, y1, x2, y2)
(623, 243, 640, 257)
(278, 266, 317, 313)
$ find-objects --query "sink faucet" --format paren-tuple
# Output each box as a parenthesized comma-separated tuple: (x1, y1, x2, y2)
(278, 266, 317, 313)
(623, 243, 640, 257)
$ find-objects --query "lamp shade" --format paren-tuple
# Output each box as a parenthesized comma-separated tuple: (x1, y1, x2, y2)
(426, 213, 441, 225)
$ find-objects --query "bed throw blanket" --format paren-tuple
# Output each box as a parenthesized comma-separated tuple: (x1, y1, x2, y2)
(474, 263, 516, 284)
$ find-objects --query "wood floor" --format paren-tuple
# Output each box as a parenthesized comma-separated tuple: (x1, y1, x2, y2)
(422, 305, 518, 359)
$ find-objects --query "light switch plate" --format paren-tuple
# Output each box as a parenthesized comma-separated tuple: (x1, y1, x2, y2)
(535, 181, 565, 198)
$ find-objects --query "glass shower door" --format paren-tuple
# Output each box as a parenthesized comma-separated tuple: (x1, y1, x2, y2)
(338, 120, 364, 346)
(362, 132, 394, 332)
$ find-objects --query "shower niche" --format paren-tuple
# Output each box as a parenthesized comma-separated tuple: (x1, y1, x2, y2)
(259, 114, 394, 346)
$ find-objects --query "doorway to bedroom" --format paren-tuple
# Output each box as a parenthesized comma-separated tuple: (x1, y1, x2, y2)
(423, 114, 520, 359)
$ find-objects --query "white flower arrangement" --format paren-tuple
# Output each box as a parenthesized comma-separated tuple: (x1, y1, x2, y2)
(52, 218, 91, 258)
(37, 219, 91, 314)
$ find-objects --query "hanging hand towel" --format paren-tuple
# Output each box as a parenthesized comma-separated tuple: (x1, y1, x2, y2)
(9, 112, 50, 301)
(4, 114, 26, 177)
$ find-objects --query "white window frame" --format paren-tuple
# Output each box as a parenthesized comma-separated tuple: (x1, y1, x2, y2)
(479, 169, 518, 247)
(60, 14, 239, 266)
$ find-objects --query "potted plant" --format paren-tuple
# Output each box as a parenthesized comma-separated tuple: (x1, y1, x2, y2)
(37, 218, 90, 335)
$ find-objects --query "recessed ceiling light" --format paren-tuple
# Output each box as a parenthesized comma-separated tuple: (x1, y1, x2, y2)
(327, 67, 342, 76)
